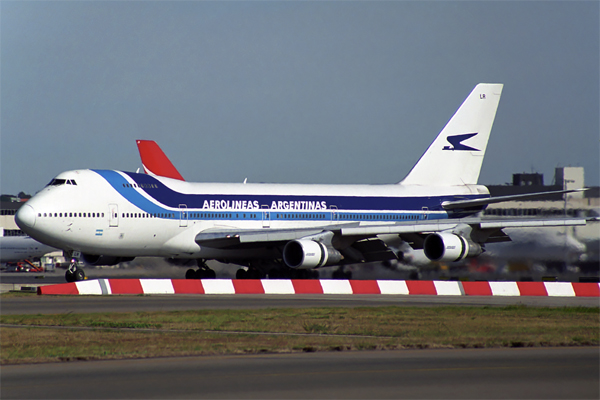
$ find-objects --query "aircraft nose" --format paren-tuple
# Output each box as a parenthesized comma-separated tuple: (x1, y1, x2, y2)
(16, 204, 36, 230)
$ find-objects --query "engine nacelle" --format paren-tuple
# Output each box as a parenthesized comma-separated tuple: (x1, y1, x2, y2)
(423, 233, 482, 262)
(283, 239, 342, 269)
(81, 254, 135, 266)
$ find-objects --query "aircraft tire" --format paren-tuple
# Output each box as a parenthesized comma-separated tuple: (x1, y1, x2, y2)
(291, 269, 319, 279)
(65, 270, 75, 283)
(185, 269, 196, 279)
(73, 268, 86, 281)
(248, 268, 263, 279)
(266, 268, 286, 279)
(197, 268, 216, 279)
(332, 268, 352, 280)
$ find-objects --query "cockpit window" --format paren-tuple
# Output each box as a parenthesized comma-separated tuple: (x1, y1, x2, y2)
(47, 179, 66, 186)
(46, 179, 77, 187)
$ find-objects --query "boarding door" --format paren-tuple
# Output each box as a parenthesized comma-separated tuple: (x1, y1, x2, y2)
(179, 204, 188, 227)
(262, 205, 270, 228)
(330, 205, 338, 222)
(108, 204, 119, 227)
(422, 207, 428, 220)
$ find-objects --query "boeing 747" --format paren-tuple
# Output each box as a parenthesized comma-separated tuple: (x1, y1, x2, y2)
(15, 84, 586, 281)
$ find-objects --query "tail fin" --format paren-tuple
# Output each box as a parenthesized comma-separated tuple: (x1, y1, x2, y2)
(136, 140, 185, 181)
(400, 83, 503, 186)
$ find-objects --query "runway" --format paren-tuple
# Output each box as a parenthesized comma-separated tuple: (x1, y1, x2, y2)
(2, 347, 598, 399)
(2, 274, 599, 399)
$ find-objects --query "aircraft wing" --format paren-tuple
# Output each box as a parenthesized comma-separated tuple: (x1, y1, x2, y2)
(195, 217, 587, 248)
(339, 217, 587, 236)
(194, 221, 463, 249)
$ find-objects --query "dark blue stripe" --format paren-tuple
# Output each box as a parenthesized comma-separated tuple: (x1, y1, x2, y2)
(93, 170, 487, 220)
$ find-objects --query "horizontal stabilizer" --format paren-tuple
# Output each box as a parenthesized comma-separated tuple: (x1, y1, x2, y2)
(441, 189, 588, 210)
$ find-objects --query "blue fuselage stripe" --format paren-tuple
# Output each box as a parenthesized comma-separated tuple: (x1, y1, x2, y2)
(93, 170, 487, 221)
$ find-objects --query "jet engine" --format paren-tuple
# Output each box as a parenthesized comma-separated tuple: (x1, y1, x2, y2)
(81, 254, 135, 266)
(283, 239, 342, 269)
(423, 233, 482, 262)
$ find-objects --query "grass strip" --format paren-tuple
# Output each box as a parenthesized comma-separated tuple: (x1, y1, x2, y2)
(1, 305, 598, 364)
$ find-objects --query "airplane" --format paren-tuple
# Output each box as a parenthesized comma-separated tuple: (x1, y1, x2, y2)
(0, 235, 58, 264)
(15, 83, 587, 282)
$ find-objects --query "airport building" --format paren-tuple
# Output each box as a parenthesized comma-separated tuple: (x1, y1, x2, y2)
(0, 195, 28, 237)
(484, 167, 599, 218)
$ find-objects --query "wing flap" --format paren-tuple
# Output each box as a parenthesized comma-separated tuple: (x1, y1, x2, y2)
(195, 228, 326, 249)
(351, 238, 399, 262)
(340, 221, 459, 236)
(479, 218, 587, 229)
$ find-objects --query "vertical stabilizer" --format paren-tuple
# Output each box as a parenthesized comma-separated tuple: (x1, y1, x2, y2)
(136, 140, 185, 181)
(400, 84, 503, 186)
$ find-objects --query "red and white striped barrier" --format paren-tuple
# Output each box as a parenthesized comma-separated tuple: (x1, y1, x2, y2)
(37, 279, 600, 297)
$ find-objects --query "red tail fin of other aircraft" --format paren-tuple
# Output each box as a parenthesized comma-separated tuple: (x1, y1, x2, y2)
(136, 140, 185, 181)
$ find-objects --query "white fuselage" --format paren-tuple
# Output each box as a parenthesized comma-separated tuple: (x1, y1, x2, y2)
(16, 169, 489, 259)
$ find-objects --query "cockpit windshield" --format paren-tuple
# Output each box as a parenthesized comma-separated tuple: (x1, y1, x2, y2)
(46, 179, 77, 187)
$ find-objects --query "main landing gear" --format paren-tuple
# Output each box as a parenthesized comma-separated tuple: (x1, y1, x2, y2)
(332, 266, 352, 280)
(185, 260, 216, 279)
(236, 267, 264, 279)
(236, 264, 319, 279)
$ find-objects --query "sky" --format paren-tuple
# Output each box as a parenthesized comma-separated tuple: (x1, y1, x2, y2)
(1, 1, 598, 196)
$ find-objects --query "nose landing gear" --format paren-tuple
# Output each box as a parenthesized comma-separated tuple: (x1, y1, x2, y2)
(65, 262, 85, 282)
(63, 251, 86, 282)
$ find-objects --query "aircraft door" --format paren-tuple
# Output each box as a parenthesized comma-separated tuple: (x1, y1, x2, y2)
(179, 204, 188, 227)
(108, 204, 119, 227)
(330, 205, 338, 221)
(262, 205, 270, 228)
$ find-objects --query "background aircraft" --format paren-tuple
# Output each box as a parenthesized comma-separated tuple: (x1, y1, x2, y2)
(0, 235, 58, 264)
(136, 140, 185, 181)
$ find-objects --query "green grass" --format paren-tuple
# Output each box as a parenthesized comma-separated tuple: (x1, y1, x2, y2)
(1, 306, 598, 364)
